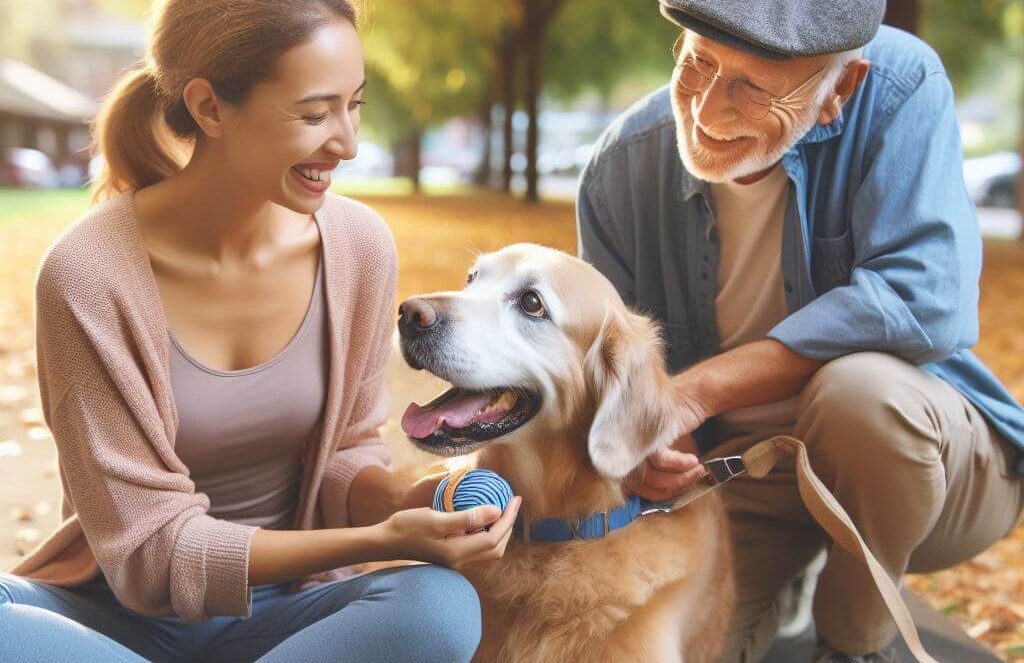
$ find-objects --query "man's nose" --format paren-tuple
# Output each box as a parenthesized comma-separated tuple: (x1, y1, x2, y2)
(398, 298, 440, 339)
(691, 76, 737, 128)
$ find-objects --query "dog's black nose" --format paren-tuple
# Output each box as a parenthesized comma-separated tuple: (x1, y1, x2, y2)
(398, 298, 439, 339)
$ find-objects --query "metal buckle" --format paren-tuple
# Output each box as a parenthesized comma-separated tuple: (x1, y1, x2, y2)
(705, 456, 747, 486)
(640, 503, 673, 517)
(569, 512, 608, 539)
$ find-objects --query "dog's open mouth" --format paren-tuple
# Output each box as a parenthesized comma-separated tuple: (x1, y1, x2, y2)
(401, 387, 541, 455)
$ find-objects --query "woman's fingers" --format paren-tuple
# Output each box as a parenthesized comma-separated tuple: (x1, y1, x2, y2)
(453, 496, 522, 558)
(435, 504, 502, 537)
(464, 500, 521, 563)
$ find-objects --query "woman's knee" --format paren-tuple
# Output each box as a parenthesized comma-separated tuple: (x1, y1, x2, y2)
(0, 573, 15, 606)
(0, 572, 31, 606)
(391, 565, 482, 662)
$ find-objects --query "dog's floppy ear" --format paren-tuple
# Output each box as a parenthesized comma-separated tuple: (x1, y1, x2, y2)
(584, 308, 682, 479)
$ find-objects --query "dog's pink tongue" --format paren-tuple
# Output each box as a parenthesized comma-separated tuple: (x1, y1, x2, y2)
(401, 390, 494, 439)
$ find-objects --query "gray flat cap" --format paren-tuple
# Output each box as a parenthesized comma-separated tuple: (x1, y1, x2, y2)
(659, 0, 886, 59)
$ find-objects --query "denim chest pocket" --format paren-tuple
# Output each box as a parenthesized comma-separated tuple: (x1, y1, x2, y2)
(811, 228, 854, 295)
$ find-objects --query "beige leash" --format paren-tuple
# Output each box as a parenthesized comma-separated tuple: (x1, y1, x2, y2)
(659, 435, 939, 663)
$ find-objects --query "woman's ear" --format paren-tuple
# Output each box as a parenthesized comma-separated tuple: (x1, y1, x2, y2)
(818, 59, 871, 125)
(584, 309, 683, 479)
(181, 77, 225, 139)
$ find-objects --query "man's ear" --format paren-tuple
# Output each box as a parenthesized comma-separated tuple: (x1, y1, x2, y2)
(818, 59, 871, 125)
(584, 309, 682, 479)
(182, 77, 226, 139)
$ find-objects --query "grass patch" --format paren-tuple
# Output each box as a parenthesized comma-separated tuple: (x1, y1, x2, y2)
(0, 188, 91, 225)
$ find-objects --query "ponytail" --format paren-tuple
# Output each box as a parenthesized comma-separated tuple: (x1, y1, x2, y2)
(89, 67, 187, 202)
(89, 0, 358, 203)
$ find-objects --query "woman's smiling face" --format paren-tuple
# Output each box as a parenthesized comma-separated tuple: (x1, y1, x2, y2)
(216, 18, 365, 214)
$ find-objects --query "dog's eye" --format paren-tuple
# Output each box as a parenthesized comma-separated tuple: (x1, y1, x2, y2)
(467, 271, 478, 284)
(519, 290, 546, 317)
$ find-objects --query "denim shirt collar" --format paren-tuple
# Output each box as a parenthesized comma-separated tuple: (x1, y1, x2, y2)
(679, 113, 845, 201)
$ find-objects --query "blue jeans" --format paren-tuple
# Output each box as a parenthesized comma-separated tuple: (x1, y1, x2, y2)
(0, 564, 481, 662)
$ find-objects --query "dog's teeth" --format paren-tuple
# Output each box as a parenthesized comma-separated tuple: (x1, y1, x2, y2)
(481, 390, 517, 415)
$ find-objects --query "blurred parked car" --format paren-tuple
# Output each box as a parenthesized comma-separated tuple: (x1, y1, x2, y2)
(963, 151, 1020, 209)
(338, 140, 394, 178)
(0, 148, 58, 188)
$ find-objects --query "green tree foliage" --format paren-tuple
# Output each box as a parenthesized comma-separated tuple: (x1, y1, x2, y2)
(361, 2, 506, 144)
(920, 0, 1020, 93)
(544, 0, 678, 101)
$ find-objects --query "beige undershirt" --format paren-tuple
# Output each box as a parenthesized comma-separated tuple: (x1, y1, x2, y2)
(711, 163, 797, 437)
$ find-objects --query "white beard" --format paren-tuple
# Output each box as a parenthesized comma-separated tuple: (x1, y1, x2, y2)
(670, 84, 825, 184)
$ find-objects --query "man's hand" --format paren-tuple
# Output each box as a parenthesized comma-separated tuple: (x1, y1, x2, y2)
(623, 434, 707, 502)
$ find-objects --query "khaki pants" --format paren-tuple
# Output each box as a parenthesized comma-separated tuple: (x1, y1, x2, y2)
(712, 352, 1024, 661)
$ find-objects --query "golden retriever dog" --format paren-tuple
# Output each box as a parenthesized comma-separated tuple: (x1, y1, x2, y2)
(397, 243, 734, 663)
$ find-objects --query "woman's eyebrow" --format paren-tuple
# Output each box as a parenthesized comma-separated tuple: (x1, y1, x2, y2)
(294, 79, 367, 105)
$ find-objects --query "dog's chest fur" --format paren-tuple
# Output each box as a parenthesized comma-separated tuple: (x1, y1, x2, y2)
(459, 498, 722, 661)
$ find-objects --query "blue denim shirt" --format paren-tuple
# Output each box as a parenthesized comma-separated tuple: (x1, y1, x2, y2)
(576, 26, 1024, 471)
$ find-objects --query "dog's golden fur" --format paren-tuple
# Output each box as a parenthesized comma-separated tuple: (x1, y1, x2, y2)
(403, 244, 735, 663)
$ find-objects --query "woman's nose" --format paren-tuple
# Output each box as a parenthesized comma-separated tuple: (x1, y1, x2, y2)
(325, 117, 358, 161)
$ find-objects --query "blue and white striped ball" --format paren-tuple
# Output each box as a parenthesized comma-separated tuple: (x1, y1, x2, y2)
(432, 468, 513, 512)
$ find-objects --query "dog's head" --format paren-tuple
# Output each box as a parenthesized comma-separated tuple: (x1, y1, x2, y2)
(398, 243, 684, 479)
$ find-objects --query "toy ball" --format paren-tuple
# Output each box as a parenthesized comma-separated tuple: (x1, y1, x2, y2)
(433, 467, 514, 513)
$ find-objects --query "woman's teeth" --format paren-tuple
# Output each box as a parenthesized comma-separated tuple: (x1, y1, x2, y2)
(297, 167, 330, 183)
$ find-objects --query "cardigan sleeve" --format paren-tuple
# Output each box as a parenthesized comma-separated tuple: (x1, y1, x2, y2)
(318, 206, 397, 529)
(34, 250, 256, 623)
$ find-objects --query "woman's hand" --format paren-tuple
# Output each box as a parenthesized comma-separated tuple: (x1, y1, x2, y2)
(378, 496, 523, 567)
(623, 434, 707, 502)
(398, 471, 448, 511)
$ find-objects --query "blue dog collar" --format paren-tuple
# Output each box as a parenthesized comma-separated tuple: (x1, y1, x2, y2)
(517, 496, 676, 543)
(513, 456, 748, 543)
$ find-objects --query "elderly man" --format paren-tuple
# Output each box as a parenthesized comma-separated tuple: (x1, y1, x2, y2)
(576, 1, 1024, 662)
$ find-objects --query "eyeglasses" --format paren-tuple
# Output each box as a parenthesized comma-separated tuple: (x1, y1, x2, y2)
(671, 34, 829, 121)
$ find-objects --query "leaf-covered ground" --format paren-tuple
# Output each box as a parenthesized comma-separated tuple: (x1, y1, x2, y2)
(0, 189, 1021, 659)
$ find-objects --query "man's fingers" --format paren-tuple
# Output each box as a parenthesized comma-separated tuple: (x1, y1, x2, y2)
(648, 449, 700, 473)
(635, 464, 707, 501)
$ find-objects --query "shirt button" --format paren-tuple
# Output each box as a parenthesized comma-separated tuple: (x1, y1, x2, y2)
(784, 281, 794, 294)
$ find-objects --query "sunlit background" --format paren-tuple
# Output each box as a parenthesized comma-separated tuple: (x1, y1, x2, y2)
(0, 0, 1020, 219)
(1, 0, 1023, 660)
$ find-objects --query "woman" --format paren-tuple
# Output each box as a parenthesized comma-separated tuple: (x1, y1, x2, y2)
(0, 1, 521, 661)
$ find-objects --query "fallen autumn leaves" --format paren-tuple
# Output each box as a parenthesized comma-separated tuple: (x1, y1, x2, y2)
(0, 191, 1021, 659)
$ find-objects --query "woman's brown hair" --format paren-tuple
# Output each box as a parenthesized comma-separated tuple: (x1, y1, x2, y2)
(90, 0, 357, 202)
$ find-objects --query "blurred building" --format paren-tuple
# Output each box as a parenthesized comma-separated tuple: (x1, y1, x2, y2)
(0, 59, 96, 164)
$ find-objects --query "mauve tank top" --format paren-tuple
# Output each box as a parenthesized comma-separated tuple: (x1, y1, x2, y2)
(168, 254, 328, 531)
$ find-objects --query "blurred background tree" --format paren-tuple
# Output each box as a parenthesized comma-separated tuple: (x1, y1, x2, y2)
(887, 0, 1023, 220)
(0, 0, 1020, 219)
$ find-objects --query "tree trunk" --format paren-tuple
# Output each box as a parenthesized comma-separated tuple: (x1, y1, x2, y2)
(474, 86, 495, 187)
(394, 128, 423, 192)
(523, 0, 545, 204)
(500, 28, 517, 193)
(520, 0, 566, 204)
(1019, 86, 1024, 241)
(883, 0, 918, 35)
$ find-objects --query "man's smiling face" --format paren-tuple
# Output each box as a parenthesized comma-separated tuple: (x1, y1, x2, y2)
(670, 31, 842, 183)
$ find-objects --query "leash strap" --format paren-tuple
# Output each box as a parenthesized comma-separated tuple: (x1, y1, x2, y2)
(664, 435, 938, 663)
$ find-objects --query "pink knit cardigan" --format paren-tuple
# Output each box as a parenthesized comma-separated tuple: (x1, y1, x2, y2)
(8, 192, 396, 622)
